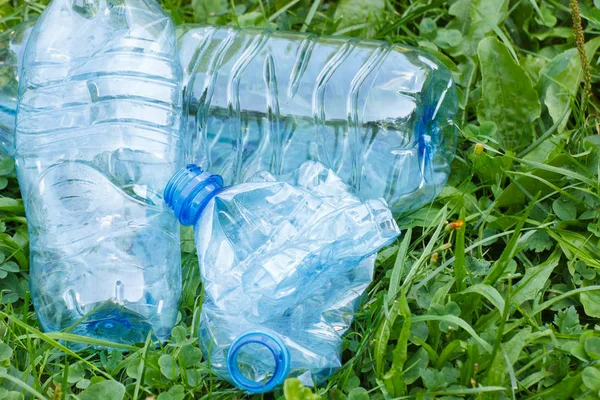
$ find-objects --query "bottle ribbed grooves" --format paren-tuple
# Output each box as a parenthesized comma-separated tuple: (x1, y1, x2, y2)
(164, 164, 224, 226)
(227, 31, 270, 182)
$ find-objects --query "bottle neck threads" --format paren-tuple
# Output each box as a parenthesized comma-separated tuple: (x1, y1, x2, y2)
(164, 164, 224, 226)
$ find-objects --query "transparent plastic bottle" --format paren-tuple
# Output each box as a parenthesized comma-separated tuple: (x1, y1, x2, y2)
(3, 22, 457, 215)
(177, 25, 458, 214)
(164, 161, 400, 392)
(16, 0, 183, 345)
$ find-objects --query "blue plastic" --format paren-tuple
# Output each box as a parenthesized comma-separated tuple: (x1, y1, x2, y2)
(3, 21, 458, 216)
(16, 0, 184, 345)
(177, 25, 458, 214)
(227, 331, 290, 393)
(164, 161, 400, 392)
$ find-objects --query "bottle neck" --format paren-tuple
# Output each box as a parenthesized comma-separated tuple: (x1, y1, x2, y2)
(164, 164, 224, 226)
(227, 331, 290, 393)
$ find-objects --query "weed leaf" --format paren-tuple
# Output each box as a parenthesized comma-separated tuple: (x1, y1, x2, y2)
(477, 37, 541, 151)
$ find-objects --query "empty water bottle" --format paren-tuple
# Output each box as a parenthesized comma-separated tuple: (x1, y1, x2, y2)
(16, 0, 183, 344)
(3, 22, 457, 215)
(0, 20, 34, 157)
(177, 25, 458, 214)
(164, 161, 400, 392)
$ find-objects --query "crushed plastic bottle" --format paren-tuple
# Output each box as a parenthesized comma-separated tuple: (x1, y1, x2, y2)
(164, 161, 400, 392)
(0, 20, 34, 157)
(16, 0, 184, 345)
(177, 25, 458, 214)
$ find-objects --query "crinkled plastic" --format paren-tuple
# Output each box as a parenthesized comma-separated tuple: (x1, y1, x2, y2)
(164, 161, 400, 392)
(16, 0, 184, 345)
(3, 20, 458, 215)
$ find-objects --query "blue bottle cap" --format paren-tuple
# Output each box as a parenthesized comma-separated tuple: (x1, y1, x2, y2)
(164, 164, 224, 226)
(227, 331, 291, 393)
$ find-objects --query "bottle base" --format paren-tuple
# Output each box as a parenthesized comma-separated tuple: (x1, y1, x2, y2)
(62, 299, 159, 348)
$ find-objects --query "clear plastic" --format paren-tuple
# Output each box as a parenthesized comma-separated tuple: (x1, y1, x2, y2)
(2, 21, 457, 215)
(177, 25, 458, 214)
(0, 20, 34, 157)
(164, 161, 400, 392)
(16, 0, 183, 345)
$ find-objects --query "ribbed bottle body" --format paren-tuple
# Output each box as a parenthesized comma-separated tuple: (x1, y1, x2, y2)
(16, 0, 184, 345)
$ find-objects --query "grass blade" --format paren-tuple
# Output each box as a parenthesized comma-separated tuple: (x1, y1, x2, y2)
(454, 208, 467, 292)
(387, 227, 412, 307)
(300, 0, 321, 32)
(0, 372, 48, 399)
(484, 197, 537, 285)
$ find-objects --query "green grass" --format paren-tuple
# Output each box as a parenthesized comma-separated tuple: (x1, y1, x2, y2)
(1, 0, 600, 399)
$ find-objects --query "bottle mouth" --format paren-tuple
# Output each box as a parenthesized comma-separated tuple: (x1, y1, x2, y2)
(227, 331, 290, 393)
(164, 164, 223, 226)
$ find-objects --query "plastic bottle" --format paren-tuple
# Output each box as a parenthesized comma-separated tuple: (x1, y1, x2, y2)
(0, 20, 34, 157)
(16, 0, 183, 345)
(164, 161, 400, 392)
(4, 21, 457, 214)
(177, 25, 458, 214)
